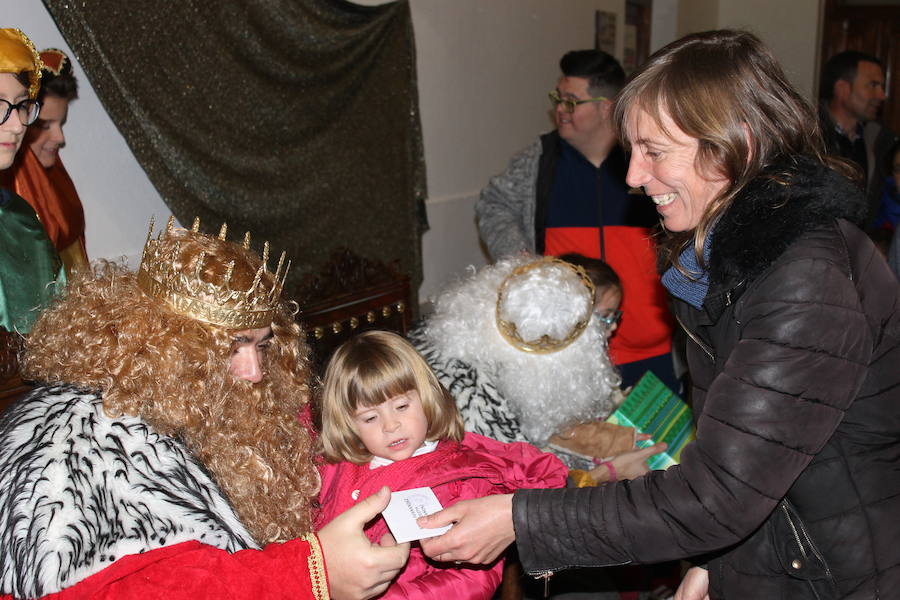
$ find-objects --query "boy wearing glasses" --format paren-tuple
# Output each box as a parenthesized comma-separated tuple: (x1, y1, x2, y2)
(558, 252, 622, 339)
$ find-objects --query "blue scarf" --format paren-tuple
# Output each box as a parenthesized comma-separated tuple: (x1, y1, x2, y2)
(662, 234, 713, 310)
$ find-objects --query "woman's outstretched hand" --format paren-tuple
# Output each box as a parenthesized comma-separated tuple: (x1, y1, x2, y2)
(590, 441, 668, 483)
(674, 566, 710, 600)
(417, 494, 515, 565)
(318, 486, 411, 600)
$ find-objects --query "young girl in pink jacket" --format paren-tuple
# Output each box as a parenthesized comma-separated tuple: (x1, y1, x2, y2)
(315, 330, 567, 600)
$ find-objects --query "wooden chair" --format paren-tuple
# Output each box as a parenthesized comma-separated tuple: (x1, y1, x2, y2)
(294, 248, 412, 376)
(0, 328, 30, 414)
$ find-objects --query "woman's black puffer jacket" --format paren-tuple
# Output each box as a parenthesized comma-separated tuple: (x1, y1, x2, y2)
(513, 159, 900, 599)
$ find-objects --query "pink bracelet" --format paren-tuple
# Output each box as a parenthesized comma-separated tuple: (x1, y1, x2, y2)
(598, 460, 617, 482)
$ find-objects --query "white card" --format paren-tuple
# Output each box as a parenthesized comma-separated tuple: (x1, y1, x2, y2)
(381, 487, 453, 543)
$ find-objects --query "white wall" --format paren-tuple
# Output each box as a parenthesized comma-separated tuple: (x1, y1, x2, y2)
(664, 0, 821, 100)
(411, 0, 625, 303)
(650, 0, 679, 54)
(6, 3, 172, 266)
(715, 0, 820, 100)
(676, 0, 719, 38)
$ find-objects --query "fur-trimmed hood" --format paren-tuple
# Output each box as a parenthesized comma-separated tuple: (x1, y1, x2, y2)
(709, 157, 867, 289)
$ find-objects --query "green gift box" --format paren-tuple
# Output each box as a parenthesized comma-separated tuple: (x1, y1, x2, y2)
(606, 371, 696, 470)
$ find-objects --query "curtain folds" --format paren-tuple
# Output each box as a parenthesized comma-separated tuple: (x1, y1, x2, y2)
(43, 0, 425, 298)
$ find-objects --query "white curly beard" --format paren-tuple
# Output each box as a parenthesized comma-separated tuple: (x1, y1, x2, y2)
(424, 256, 621, 446)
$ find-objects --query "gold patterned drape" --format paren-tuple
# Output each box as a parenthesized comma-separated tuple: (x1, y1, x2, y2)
(43, 0, 426, 299)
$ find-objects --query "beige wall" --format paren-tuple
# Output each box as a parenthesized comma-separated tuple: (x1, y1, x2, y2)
(677, 0, 719, 37)
(672, 0, 821, 100)
(716, 0, 821, 99)
(417, 0, 823, 304)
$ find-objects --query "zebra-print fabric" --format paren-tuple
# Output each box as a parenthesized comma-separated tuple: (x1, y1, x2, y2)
(409, 327, 526, 445)
(0, 385, 256, 599)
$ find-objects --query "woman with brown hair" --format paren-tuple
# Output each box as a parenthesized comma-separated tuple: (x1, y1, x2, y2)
(416, 30, 900, 599)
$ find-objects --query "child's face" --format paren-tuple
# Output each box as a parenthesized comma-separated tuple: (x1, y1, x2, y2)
(352, 389, 429, 461)
(594, 286, 623, 338)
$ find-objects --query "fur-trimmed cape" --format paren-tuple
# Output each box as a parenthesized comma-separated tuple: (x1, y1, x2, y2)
(709, 157, 867, 289)
(0, 385, 256, 599)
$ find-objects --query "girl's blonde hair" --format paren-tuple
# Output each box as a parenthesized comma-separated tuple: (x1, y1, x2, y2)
(319, 330, 464, 464)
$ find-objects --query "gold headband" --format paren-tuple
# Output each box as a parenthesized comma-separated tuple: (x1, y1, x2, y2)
(137, 216, 290, 330)
(0, 29, 43, 99)
(495, 257, 595, 354)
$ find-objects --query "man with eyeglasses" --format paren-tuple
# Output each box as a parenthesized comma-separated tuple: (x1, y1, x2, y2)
(0, 28, 65, 333)
(476, 49, 678, 393)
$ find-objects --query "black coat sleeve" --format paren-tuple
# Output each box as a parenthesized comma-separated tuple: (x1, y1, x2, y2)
(513, 237, 874, 573)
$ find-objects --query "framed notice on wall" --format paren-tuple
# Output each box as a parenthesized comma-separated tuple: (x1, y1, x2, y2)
(623, 23, 638, 72)
(594, 11, 616, 55)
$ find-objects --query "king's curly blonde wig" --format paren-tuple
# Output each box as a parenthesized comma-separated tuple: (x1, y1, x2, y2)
(22, 230, 319, 545)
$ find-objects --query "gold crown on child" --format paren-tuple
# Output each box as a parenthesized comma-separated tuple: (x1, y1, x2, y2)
(136, 216, 290, 330)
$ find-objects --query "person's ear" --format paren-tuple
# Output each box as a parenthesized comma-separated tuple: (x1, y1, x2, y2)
(599, 98, 614, 119)
(834, 79, 851, 103)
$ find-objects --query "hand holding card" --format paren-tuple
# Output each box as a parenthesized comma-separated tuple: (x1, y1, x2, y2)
(381, 487, 453, 543)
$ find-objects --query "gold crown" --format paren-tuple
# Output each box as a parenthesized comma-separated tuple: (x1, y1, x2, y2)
(495, 257, 595, 354)
(137, 216, 290, 330)
(0, 29, 44, 99)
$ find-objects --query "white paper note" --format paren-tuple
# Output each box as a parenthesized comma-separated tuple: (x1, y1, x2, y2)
(381, 487, 453, 543)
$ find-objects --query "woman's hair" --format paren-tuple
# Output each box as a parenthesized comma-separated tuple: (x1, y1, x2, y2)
(557, 253, 621, 296)
(319, 330, 464, 464)
(14, 71, 31, 91)
(23, 229, 319, 546)
(612, 29, 854, 270)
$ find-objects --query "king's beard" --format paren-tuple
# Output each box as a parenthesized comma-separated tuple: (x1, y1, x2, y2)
(137, 368, 318, 545)
(489, 324, 620, 446)
(425, 256, 621, 448)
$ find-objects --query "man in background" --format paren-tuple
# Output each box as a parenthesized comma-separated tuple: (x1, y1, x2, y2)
(819, 50, 897, 229)
(476, 49, 677, 392)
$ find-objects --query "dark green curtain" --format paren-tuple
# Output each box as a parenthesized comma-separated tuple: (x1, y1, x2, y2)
(43, 0, 425, 299)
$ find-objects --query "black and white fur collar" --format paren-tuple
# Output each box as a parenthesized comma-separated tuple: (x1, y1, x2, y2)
(0, 385, 257, 598)
(709, 157, 866, 290)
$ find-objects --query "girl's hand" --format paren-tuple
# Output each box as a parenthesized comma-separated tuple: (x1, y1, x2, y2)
(674, 566, 710, 600)
(588, 442, 667, 482)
